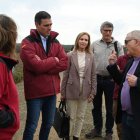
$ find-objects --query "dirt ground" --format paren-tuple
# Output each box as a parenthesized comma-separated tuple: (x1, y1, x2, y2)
(13, 81, 119, 140)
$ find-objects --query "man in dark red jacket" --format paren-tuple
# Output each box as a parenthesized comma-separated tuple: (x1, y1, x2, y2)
(20, 11, 68, 140)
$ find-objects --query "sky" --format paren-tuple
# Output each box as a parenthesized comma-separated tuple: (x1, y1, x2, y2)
(0, 0, 140, 45)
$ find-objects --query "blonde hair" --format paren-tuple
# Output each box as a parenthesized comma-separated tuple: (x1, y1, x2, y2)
(73, 32, 91, 53)
(0, 14, 17, 58)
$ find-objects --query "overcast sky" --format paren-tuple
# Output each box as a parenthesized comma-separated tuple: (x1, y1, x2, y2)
(0, 0, 140, 45)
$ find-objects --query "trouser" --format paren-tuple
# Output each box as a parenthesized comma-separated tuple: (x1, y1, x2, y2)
(23, 95, 56, 140)
(92, 75, 114, 134)
(67, 99, 87, 138)
(122, 111, 140, 140)
(113, 100, 123, 140)
(116, 123, 122, 140)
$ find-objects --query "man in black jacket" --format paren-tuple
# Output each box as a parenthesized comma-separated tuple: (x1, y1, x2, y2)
(107, 30, 140, 140)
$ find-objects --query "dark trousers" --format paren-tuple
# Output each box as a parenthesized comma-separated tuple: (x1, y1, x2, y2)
(92, 75, 114, 134)
(122, 112, 140, 140)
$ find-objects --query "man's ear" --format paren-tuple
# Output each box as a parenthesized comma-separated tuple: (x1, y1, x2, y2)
(135, 40, 140, 46)
(138, 40, 140, 45)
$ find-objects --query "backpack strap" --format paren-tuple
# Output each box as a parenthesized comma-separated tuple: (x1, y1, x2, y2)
(114, 41, 118, 56)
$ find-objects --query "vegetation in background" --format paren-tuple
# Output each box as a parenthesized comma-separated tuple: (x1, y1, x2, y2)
(16, 43, 74, 53)
(13, 44, 23, 83)
(13, 57, 23, 84)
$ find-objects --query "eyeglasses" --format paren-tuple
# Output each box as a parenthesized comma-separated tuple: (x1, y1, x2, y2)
(43, 23, 52, 27)
(103, 29, 112, 32)
(124, 39, 134, 45)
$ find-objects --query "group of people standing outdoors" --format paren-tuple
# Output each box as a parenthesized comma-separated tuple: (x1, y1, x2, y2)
(0, 10, 140, 140)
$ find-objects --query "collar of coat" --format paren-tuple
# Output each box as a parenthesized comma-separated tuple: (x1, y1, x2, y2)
(30, 29, 59, 42)
(69, 51, 92, 75)
(0, 52, 18, 70)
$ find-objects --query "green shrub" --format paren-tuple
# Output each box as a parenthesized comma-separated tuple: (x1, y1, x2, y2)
(13, 70, 23, 83)
(13, 60, 23, 84)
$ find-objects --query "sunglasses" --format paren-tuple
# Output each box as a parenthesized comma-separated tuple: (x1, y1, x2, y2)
(124, 39, 137, 45)
(124, 39, 133, 45)
(43, 23, 52, 27)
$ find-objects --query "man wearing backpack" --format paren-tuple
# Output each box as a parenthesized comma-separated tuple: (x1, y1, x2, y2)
(85, 21, 124, 140)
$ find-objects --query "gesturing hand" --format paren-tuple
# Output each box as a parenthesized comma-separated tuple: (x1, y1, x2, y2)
(108, 50, 117, 65)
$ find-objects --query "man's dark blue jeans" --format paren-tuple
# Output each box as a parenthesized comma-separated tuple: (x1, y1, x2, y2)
(23, 95, 56, 140)
(92, 76, 114, 134)
(122, 111, 140, 140)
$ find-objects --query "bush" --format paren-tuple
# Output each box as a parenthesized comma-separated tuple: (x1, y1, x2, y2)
(13, 58, 23, 84)
(13, 70, 23, 83)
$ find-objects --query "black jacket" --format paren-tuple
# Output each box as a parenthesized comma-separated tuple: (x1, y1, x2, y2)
(107, 58, 140, 129)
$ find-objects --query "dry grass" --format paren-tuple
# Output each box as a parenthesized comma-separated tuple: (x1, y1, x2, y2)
(14, 80, 118, 140)
(13, 54, 118, 140)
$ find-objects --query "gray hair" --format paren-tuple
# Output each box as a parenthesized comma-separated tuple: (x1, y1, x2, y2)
(100, 21, 114, 31)
(126, 30, 140, 40)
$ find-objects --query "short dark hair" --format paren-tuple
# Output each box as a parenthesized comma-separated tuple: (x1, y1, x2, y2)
(35, 11, 51, 24)
(100, 21, 114, 31)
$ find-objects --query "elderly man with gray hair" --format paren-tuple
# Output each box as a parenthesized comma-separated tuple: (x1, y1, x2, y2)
(85, 21, 124, 140)
(107, 30, 140, 140)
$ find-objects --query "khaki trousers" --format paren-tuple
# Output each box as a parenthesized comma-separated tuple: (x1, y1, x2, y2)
(67, 99, 87, 138)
